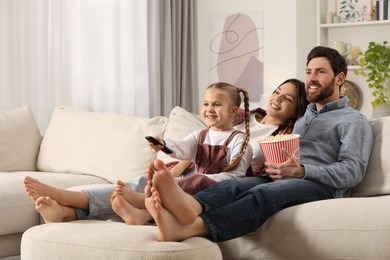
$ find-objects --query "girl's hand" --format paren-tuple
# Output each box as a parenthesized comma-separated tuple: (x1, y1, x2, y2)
(146, 136, 165, 152)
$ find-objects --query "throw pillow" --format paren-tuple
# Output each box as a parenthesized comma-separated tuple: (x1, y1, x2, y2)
(0, 107, 41, 171)
(157, 106, 207, 164)
(36, 106, 167, 183)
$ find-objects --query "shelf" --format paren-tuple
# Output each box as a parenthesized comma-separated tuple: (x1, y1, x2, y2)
(320, 20, 390, 28)
(316, 0, 390, 118)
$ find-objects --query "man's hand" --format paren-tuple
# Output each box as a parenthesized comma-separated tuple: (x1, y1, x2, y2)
(264, 148, 305, 180)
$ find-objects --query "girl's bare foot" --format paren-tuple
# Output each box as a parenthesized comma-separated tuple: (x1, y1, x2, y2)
(145, 186, 208, 242)
(150, 159, 202, 225)
(35, 196, 77, 223)
(111, 180, 145, 209)
(24, 176, 63, 202)
(111, 191, 152, 225)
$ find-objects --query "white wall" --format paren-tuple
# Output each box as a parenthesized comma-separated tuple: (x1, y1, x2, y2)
(196, 0, 316, 107)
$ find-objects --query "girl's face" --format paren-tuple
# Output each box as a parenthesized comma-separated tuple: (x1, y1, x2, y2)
(266, 82, 298, 122)
(201, 88, 238, 131)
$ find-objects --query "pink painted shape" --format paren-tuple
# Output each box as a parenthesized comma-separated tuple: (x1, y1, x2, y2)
(216, 13, 263, 101)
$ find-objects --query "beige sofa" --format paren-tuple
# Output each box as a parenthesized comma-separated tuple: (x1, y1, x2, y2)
(1, 106, 389, 259)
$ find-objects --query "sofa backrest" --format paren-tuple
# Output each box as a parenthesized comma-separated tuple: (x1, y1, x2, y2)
(351, 115, 390, 197)
(4, 105, 386, 196)
(36, 107, 167, 183)
(0, 107, 42, 172)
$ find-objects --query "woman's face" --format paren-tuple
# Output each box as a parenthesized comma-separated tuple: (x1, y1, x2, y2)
(266, 82, 298, 122)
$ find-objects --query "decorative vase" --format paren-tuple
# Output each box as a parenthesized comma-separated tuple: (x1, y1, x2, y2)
(372, 104, 390, 118)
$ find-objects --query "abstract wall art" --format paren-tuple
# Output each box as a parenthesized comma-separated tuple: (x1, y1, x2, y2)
(210, 12, 264, 102)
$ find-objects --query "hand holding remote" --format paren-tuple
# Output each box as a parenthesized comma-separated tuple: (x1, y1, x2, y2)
(145, 136, 173, 154)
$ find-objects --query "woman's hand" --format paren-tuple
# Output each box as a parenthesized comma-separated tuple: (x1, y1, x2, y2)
(264, 148, 305, 181)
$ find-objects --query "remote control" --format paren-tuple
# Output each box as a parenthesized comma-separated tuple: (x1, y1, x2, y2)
(145, 136, 173, 154)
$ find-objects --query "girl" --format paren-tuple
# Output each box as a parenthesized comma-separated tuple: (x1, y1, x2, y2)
(145, 82, 252, 195)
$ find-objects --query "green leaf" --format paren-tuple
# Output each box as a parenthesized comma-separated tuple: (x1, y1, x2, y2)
(355, 41, 390, 108)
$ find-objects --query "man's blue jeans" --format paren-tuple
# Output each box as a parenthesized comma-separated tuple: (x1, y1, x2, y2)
(194, 177, 333, 242)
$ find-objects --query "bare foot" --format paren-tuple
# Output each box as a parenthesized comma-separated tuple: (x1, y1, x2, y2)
(144, 161, 159, 198)
(111, 180, 145, 209)
(24, 176, 89, 209)
(111, 191, 152, 225)
(149, 159, 202, 225)
(145, 186, 207, 242)
(35, 196, 77, 223)
(146, 161, 158, 183)
(24, 176, 62, 202)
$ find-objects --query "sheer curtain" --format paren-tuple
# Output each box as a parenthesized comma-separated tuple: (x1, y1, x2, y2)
(0, 0, 149, 133)
(0, 0, 197, 133)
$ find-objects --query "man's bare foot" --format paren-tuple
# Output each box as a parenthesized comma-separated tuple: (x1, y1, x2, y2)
(111, 191, 152, 225)
(24, 176, 63, 202)
(145, 160, 159, 198)
(35, 196, 77, 223)
(145, 186, 208, 242)
(111, 180, 145, 209)
(149, 159, 202, 225)
(146, 161, 158, 183)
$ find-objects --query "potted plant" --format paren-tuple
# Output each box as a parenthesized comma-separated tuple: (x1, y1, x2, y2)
(354, 41, 390, 116)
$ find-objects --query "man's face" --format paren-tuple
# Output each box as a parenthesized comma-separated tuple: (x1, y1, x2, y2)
(305, 57, 340, 108)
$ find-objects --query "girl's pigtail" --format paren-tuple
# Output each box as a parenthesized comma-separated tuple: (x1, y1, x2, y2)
(223, 88, 250, 172)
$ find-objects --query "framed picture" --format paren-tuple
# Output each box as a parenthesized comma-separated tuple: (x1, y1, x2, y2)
(337, 0, 372, 22)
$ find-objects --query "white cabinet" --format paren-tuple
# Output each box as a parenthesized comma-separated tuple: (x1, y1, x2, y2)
(315, 0, 390, 118)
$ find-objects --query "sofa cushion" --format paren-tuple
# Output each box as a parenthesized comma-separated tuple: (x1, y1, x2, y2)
(157, 106, 206, 164)
(0, 233, 22, 258)
(36, 107, 167, 183)
(0, 107, 41, 172)
(218, 196, 390, 259)
(21, 220, 222, 260)
(352, 115, 390, 197)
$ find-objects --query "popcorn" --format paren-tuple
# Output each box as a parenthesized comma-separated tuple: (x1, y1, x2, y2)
(259, 134, 300, 143)
(258, 134, 300, 164)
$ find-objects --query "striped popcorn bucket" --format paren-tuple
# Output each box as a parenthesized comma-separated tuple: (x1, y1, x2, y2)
(258, 134, 300, 164)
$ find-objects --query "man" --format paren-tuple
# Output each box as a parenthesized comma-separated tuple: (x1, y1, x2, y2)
(144, 46, 374, 242)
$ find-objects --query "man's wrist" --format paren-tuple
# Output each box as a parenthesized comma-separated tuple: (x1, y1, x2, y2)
(298, 165, 305, 178)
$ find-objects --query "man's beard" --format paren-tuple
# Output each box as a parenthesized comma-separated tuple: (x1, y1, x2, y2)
(306, 79, 335, 103)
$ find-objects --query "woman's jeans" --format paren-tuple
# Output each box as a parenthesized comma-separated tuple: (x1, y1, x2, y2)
(194, 177, 333, 242)
(75, 175, 148, 220)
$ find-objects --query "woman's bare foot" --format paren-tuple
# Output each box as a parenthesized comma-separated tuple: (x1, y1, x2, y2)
(145, 185, 208, 242)
(148, 159, 202, 225)
(35, 196, 77, 223)
(24, 176, 89, 209)
(111, 180, 145, 209)
(111, 191, 152, 225)
(24, 176, 63, 202)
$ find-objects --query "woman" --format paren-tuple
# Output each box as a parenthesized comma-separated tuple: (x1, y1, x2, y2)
(25, 78, 308, 224)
